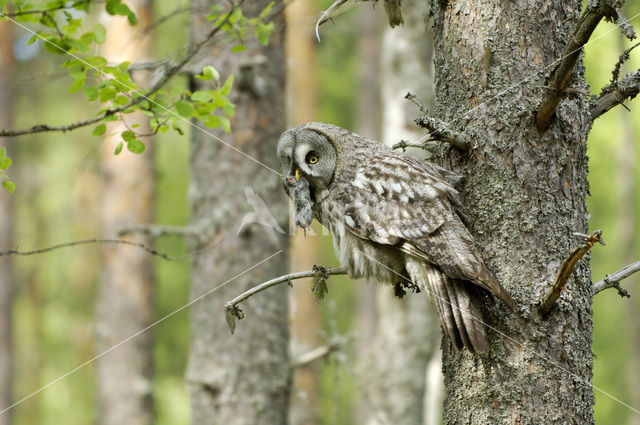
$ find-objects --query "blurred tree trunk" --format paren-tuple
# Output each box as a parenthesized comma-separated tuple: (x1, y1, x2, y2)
(431, 0, 593, 423)
(618, 35, 640, 425)
(284, 2, 322, 425)
(0, 20, 14, 425)
(186, 2, 290, 425)
(96, 2, 155, 425)
(360, 3, 442, 424)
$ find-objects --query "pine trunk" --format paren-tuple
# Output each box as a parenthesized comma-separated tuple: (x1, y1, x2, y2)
(186, 2, 290, 424)
(96, 2, 155, 424)
(430, 0, 593, 423)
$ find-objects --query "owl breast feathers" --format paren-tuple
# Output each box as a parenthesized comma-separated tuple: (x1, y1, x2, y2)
(277, 122, 515, 353)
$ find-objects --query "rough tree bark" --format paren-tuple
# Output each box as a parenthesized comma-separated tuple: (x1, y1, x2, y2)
(96, 2, 155, 424)
(186, 2, 290, 424)
(361, 3, 442, 424)
(0, 19, 14, 425)
(430, 0, 594, 423)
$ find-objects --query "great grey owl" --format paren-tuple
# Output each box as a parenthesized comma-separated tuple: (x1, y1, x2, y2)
(277, 122, 515, 353)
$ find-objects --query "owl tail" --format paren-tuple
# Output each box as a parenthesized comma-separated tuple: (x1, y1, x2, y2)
(407, 259, 488, 353)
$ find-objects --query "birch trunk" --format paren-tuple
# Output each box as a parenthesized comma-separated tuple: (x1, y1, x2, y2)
(430, 0, 593, 423)
(186, 2, 290, 424)
(96, 2, 155, 424)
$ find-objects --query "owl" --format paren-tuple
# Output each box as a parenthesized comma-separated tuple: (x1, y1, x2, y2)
(277, 122, 515, 353)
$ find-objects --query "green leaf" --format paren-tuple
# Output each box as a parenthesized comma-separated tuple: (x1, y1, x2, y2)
(84, 86, 99, 101)
(2, 180, 15, 194)
(99, 86, 118, 102)
(196, 65, 220, 81)
(121, 130, 136, 142)
(0, 147, 11, 169)
(218, 116, 231, 133)
(172, 122, 184, 136)
(68, 77, 85, 93)
(94, 24, 106, 43)
(191, 90, 213, 102)
(231, 44, 247, 52)
(126, 138, 146, 154)
(175, 99, 194, 117)
(114, 94, 129, 105)
(220, 75, 234, 96)
(114, 141, 123, 155)
(255, 21, 274, 46)
(92, 123, 107, 136)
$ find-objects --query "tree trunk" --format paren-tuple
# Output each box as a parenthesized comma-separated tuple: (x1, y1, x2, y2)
(0, 19, 14, 425)
(96, 2, 155, 424)
(186, 2, 290, 424)
(284, 2, 323, 424)
(361, 4, 442, 424)
(430, 0, 593, 423)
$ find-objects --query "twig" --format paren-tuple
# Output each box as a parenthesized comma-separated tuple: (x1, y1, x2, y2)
(593, 260, 640, 297)
(611, 41, 640, 83)
(224, 265, 348, 333)
(0, 239, 188, 261)
(535, 0, 624, 131)
(0, 2, 240, 138)
(591, 68, 640, 120)
(404, 92, 427, 114)
(415, 115, 470, 151)
(292, 338, 346, 368)
(2, 0, 88, 17)
(540, 229, 604, 316)
(118, 223, 203, 238)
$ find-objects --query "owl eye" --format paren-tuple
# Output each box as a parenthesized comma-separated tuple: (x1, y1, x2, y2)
(306, 152, 319, 164)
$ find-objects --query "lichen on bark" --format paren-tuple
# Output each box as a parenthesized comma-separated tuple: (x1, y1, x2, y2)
(429, 0, 594, 423)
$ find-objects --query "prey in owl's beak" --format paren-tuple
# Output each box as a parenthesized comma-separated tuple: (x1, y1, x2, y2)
(284, 168, 314, 230)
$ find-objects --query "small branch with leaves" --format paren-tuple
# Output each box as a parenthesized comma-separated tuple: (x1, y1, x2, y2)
(593, 259, 640, 297)
(540, 230, 605, 316)
(224, 265, 348, 333)
(535, 0, 628, 131)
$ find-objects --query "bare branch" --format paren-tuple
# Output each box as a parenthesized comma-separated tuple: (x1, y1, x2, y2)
(292, 338, 346, 368)
(591, 69, 640, 120)
(611, 41, 640, 83)
(0, 3, 239, 138)
(593, 260, 640, 296)
(535, 0, 624, 131)
(415, 115, 470, 152)
(540, 230, 604, 316)
(224, 266, 348, 333)
(0, 239, 187, 261)
(118, 223, 203, 238)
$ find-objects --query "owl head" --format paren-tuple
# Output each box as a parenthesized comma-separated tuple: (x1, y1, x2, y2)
(277, 123, 338, 192)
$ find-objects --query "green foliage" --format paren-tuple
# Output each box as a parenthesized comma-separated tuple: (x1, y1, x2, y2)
(0, 147, 14, 193)
(2, 0, 277, 194)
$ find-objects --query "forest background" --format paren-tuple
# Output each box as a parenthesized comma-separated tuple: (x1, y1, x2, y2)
(0, 0, 639, 424)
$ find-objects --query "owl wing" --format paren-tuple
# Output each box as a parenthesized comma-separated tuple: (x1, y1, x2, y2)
(334, 153, 514, 310)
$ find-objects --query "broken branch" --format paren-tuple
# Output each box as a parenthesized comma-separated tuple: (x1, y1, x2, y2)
(415, 115, 470, 151)
(535, 0, 624, 131)
(593, 259, 640, 297)
(540, 229, 604, 316)
(591, 68, 640, 120)
(225, 265, 348, 333)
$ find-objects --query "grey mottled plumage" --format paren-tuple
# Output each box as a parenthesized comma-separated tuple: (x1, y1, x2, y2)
(277, 122, 515, 353)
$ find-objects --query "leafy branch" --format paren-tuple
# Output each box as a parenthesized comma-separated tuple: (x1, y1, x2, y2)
(0, 0, 277, 191)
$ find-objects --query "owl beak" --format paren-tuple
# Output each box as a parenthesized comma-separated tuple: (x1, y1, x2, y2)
(295, 168, 301, 181)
